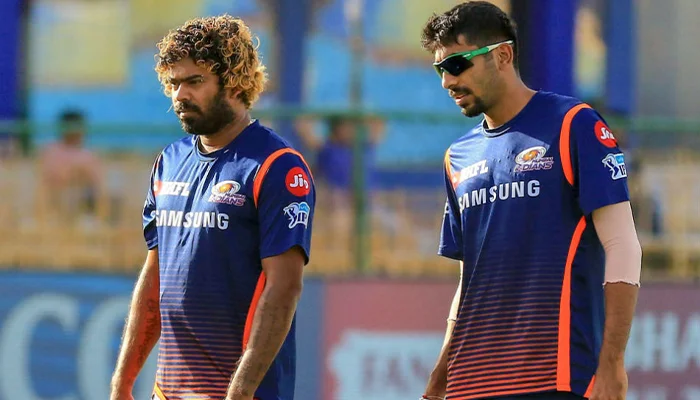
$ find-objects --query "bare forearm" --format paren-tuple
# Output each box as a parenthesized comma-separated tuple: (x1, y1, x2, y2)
(227, 285, 300, 398)
(111, 262, 161, 390)
(425, 276, 461, 396)
(431, 320, 456, 378)
(599, 282, 638, 364)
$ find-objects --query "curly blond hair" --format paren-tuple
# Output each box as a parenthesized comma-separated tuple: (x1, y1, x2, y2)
(155, 15, 268, 109)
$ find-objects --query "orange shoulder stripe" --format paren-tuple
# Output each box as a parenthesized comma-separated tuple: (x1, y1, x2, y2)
(559, 103, 591, 186)
(252, 148, 313, 207)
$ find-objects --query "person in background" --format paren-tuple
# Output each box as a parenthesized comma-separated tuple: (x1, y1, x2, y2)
(295, 115, 384, 246)
(297, 115, 384, 199)
(38, 110, 103, 224)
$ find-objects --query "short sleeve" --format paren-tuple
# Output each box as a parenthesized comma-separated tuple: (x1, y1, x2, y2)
(438, 152, 463, 260)
(256, 151, 316, 264)
(142, 154, 161, 250)
(570, 107, 631, 215)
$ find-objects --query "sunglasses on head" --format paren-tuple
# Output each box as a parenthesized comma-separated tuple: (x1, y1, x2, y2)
(433, 40, 514, 78)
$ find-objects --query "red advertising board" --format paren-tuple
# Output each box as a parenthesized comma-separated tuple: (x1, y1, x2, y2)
(626, 284, 700, 400)
(322, 280, 456, 399)
(322, 281, 700, 400)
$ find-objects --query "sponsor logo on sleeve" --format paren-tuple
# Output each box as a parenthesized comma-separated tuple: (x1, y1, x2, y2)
(602, 153, 627, 180)
(285, 167, 311, 196)
(283, 201, 310, 229)
(595, 120, 618, 148)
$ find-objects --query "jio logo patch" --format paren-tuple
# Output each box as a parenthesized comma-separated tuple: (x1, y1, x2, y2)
(285, 167, 311, 197)
(595, 120, 618, 148)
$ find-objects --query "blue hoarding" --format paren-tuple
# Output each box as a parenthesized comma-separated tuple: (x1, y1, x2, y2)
(0, 271, 323, 400)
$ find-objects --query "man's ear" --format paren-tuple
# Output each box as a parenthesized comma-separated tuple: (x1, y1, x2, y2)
(496, 44, 514, 70)
(228, 88, 242, 100)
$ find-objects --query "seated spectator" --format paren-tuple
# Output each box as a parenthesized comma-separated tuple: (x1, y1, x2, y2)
(38, 110, 103, 224)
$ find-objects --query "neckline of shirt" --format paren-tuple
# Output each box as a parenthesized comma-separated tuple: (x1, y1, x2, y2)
(193, 119, 259, 161)
(480, 90, 542, 138)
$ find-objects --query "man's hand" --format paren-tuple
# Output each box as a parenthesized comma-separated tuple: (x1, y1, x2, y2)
(225, 247, 305, 399)
(424, 266, 461, 399)
(110, 249, 160, 400)
(424, 372, 448, 399)
(588, 203, 639, 400)
(589, 359, 628, 400)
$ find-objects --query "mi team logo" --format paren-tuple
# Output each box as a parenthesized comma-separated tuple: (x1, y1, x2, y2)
(514, 146, 554, 173)
(283, 202, 310, 229)
(603, 153, 627, 180)
(208, 180, 246, 206)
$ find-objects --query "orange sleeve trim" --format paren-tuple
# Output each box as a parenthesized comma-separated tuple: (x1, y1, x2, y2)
(242, 273, 267, 350)
(556, 216, 587, 391)
(252, 148, 313, 207)
(584, 375, 596, 398)
(444, 148, 458, 188)
(444, 148, 452, 176)
(153, 382, 167, 400)
(559, 103, 591, 186)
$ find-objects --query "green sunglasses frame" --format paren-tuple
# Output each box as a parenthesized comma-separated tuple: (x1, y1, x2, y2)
(433, 40, 514, 77)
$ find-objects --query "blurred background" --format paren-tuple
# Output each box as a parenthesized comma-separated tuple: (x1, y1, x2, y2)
(0, 0, 699, 399)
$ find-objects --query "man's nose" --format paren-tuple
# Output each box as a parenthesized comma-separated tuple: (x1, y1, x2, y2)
(173, 84, 190, 103)
(441, 72, 458, 90)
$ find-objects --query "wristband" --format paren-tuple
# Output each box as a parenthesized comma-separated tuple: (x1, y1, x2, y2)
(420, 395, 445, 400)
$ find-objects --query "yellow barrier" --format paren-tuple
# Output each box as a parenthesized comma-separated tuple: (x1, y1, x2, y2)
(1, 151, 699, 280)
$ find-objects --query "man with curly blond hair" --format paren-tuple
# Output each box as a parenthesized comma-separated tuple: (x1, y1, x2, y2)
(110, 15, 315, 400)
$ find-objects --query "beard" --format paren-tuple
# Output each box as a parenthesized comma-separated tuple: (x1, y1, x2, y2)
(451, 65, 501, 118)
(449, 87, 489, 118)
(460, 95, 489, 118)
(175, 89, 236, 136)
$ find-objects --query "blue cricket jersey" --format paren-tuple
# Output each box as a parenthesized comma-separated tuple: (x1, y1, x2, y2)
(142, 120, 315, 400)
(439, 92, 630, 399)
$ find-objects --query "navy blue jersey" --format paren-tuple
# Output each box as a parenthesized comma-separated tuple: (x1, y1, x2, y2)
(143, 120, 315, 400)
(439, 92, 630, 399)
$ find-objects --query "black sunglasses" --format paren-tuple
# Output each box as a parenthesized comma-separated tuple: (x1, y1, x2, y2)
(433, 40, 514, 78)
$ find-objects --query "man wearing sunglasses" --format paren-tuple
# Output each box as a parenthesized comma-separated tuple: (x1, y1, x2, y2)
(419, 2, 641, 400)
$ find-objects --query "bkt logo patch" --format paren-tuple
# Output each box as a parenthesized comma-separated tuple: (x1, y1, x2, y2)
(154, 181, 191, 197)
(283, 201, 310, 229)
(602, 153, 627, 180)
(454, 160, 488, 186)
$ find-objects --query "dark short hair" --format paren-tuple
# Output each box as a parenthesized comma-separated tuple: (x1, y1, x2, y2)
(421, 1, 518, 69)
(59, 110, 84, 123)
(58, 110, 85, 135)
(328, 116, 351, 132)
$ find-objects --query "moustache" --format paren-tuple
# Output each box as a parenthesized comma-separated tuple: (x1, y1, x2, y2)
(448, 87, 472, 98)
(174, 102, 201, 114)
